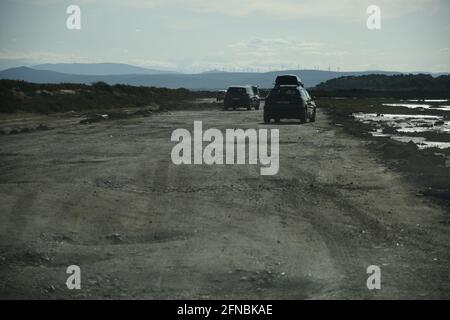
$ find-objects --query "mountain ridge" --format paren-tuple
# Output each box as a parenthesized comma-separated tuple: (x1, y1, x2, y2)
(32, 63, 177, 75)
(1, 66, 447, 89)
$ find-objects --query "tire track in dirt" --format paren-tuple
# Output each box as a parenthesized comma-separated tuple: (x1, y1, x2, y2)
(1, 108, 449, 298)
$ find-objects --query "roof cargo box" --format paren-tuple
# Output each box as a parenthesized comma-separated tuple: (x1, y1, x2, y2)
(275, 75, 304, 88)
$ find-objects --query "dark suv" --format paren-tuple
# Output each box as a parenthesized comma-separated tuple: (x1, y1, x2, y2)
(224, 86, 260, 111)
(264, 86, 316, 124)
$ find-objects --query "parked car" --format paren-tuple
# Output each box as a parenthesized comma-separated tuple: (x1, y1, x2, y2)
(224, 85, 260, 110)
(264, 85, 316, 124)
(274, 74, 304, 88)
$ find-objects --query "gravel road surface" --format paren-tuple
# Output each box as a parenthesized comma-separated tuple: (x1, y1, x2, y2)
(1, 107, 449, 299)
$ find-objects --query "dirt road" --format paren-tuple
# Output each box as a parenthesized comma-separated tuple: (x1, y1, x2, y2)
(0, 107, 449, 299)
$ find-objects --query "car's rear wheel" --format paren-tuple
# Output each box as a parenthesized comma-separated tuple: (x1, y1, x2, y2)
(310, 109, 316, 122)
(300, 108, 307, 123)
(263, 115, 270, 124)
(275, 118, 280, 123)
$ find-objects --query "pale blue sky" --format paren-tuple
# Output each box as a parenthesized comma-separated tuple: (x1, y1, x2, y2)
(0, 0, 449, 72)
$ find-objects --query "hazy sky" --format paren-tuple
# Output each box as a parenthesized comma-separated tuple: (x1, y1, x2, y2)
(0, 0, 449, 72)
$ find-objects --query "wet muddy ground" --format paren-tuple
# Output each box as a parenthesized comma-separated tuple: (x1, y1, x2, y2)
(320, 97, 450, 205)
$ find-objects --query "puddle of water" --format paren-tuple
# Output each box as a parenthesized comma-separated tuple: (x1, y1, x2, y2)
(353, 113, 442, 120)
(383, 103, 431, 109)
(433, 106, 450, 111)
(353, 114, 448, 129)
(372, 129, 390, 137)
(382, 103, 450, 111)
(397, 126, 450, 133)
(407, 99, 448, 102)
(353, 113, 450, 149)
(390, 136, 450, 149)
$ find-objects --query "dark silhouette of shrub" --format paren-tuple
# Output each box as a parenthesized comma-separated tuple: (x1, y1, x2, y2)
(0, 80, 215, 113)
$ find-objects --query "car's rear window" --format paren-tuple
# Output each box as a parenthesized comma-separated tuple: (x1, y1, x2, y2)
(227, 87, 247, 95)
(269, 88, 300, 99)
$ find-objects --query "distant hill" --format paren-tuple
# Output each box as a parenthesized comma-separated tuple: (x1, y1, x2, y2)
(0, 67, 89, 83)
(310, 74, 450, 98)
(314, 74, 450, 91)
(32, 63, 176, 75)
(0, 66, 442, 90)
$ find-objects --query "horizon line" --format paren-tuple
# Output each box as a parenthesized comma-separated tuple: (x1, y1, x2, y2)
(1, 65, 449, 76)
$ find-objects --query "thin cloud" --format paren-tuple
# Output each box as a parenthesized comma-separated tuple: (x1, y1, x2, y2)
(109, 0, 444, 20)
